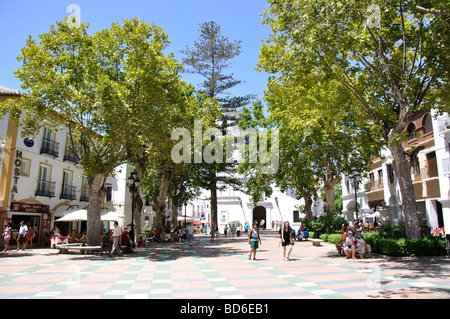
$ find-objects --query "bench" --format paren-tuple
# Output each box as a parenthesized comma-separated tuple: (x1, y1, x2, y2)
(56, 244, 102, 255)
(310, 239, 323, 246)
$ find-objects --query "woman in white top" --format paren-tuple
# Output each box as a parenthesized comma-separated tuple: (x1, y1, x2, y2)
(343, 231, 357, 259)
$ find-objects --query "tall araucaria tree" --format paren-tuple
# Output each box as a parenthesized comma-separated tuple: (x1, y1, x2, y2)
(181, 21, 254, 228)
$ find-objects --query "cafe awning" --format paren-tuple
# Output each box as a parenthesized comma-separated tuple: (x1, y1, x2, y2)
(56, 209, 124, 222)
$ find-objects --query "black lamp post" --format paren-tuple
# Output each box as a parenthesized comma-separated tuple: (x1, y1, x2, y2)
(349, 167, 361, 220)
(127, 170, 140, 248)
(184, 202, 187, 227)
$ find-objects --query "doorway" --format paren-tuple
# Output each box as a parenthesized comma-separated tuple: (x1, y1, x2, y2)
(253, 206, 266, 229)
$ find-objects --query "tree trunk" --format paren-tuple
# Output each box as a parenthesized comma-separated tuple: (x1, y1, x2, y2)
(388, 141, 421, 240)
(171, 202, 179, 228)
(153, 171, 173, 231)
(210, 182, 218, 228)
(323, 172, 341, 214)
(301, 192, 314, 221)
(86, 173, 106, 246)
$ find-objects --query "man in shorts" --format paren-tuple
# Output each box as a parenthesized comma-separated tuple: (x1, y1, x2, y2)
(16, 221, 28, 251)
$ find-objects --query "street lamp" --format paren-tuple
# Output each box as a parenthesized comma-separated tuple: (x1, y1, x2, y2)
(349, 167, 361, 220)
(127, 170, 140, 248)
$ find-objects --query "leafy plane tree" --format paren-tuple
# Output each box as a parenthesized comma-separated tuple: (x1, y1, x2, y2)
(259, 0, 448, 240)
(1, 17, 184, 245)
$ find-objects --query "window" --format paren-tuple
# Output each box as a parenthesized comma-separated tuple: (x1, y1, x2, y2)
(387, 164, 395, 184)
(20, 158, 31, 177)
(36, 163, 55, 197)
(293, 210, 300, 223)
(221, 211, 227, 223)
(61, 170, 76, 200)
(105, 184, 112, 202)
(422, 114, 433, 133)
(40, 127, 60, 157)
(407, 123, 416, 140)
(80, 176, 88, 201)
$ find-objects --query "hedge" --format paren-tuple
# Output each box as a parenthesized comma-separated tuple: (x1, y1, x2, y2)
(319, 232, 447, 257)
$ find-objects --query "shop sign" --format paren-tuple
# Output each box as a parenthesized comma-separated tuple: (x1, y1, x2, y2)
(10, 150, 22, 202)
(10, 202, 50, 214)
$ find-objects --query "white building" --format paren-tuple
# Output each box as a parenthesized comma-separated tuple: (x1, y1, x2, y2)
(342, 110, 448, 236)
(0, 86, 150, 246)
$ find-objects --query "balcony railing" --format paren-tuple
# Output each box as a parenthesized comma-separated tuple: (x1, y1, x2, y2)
(63, 146, 79, 164)
(36, 180, 56, 198)
(60, 184, 77, 200)
(438, 116, 450, 133)
(442, 158, 450, 175)
(80, 191, 89, 202)
(421, 165, 439, 180)
(40, 138, 60, 157)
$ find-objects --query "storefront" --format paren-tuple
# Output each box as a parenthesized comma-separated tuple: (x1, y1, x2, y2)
(3, 202, 51, 246)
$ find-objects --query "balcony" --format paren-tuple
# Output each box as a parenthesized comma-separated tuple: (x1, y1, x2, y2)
(80, 191, 89, 202)
(442, 158, 450, 176)
(63, 146, 79, 164)
(421, 165, 439, 180)
(438, 116, 450, 134)
(40, 138, 60, 158)
(60, 184, 77, 200)
(36, 180, 56, 198)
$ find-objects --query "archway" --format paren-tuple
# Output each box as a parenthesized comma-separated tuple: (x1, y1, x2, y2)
(253, 206, 267, 229)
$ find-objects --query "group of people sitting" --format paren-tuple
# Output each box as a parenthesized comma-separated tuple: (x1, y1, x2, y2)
(336, 223, 372, 259)
(103, 228, 133, 254)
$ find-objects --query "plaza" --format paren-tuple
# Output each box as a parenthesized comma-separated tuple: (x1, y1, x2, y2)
(0, 230, 449, 300)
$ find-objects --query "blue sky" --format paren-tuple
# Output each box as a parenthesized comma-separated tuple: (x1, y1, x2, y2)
(0, 0, 271, 102)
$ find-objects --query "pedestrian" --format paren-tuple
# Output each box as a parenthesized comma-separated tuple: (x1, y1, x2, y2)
(2, 223, 12, 252)
(224, 224, 228, 237)
(244, 222, 249, 234)
(281, 221, 294, 260)
(25, 226, 35, 249)
(210, 226, 216, 241)
(16, 221, 28, 251)
(186, 223, 194, 246)
(236, 224, 241, 237)
(248, 223, 261, 260)
(110, 221, 122, 257)
(214, 225, 219, 239)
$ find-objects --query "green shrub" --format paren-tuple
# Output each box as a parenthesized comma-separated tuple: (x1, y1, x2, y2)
(364, 233, 446, 257)
(302, 213, 348, 234)
(325, 233, 342, 245)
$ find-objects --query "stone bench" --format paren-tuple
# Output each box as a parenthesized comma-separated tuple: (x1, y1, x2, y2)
(56, 244, 102, 255)
(310, 239, 323, 246)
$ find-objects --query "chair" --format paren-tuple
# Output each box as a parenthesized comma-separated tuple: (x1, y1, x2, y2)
(101, 236, 111, 255)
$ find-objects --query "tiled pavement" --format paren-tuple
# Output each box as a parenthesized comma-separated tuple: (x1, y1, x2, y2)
(0, 230, 449, 299)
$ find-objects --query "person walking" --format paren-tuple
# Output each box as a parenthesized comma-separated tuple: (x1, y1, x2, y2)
(110, 221, 122, 257)
(248, 223, 261, 260)
(16, 221, 28, 251)
(186, 223, 194, 246)
(2, 223, 12, 252)
(25, 226, 35, 249)
(281, 221, 294, 260)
